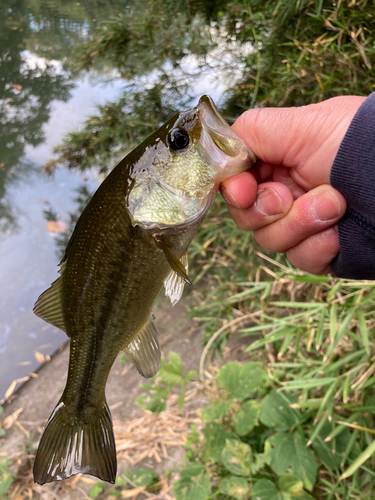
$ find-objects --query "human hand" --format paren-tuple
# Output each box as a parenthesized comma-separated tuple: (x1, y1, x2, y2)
(221, 96, 366, 274)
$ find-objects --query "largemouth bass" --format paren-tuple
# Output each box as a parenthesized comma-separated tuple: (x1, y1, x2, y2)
(33, 96, 255, 485)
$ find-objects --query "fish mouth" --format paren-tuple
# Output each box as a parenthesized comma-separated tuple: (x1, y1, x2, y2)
(198, 96, 244, 157)
(197, 95, 256, 180)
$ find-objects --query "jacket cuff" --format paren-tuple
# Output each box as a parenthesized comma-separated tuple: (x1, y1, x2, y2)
(331, 92, 375, 279)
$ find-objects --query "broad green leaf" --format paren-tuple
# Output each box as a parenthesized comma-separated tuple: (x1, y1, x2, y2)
(179, 463, 205, 477)
(233, 400, 260, 436)
(267, 433, 318, 491)
(107, 489, 121, 497)
(0, 428, 5, 438)
(221, 476, 249, 500)
(136, 387, 169, 413)
(278, 474, 314, 500)
(159, 353, 183, 385)
(178, 387, 187, 410)
(115, 475, 128, 486)
(89, 482, 104, 499)
(311, 437, 341, 472)
(0, 472, 13, 497)
(173, 472, 211, 500)
(132, 467, 158, 486)
(218, 361, 263, 400)
(167, 352, 183, 374)
(119, 353, 127, 365)
(311, 422, 352, 472)
(184, 370, 197, 385)
(222, 439, 251, 476)
(203, 423, 237, 462)
(260, 390, 298, 431)
(251, 479, 281, 500)
(201, 400, 233, 421)
(251, 451, 271, 474)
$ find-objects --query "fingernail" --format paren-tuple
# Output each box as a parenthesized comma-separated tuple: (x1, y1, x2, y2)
(255, 188, 283, 216)
(311, 192, 342, 222)
(220, 186, 239, 207)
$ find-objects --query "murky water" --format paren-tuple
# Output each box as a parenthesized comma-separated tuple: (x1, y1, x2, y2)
(0, 0, 125, 401)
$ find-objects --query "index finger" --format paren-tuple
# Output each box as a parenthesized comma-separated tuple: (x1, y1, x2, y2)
(231, 97, 365, 189)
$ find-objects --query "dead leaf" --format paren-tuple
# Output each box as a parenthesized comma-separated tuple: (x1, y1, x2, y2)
(34, 351, 45, 363)
(121, 487, 145, 499)
(109, 401, 123, 411)
(2, 408, 23, 429)
(79, 477, 97, 485)
(15, 421, 29, 437)
(47, 221, 67, 233)
(4, 380, 17, 400)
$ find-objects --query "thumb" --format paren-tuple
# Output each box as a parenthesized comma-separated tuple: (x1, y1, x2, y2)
(232, 96, 365, 188)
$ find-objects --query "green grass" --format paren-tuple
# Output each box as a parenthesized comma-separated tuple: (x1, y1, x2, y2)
(170, 197, 375, 499)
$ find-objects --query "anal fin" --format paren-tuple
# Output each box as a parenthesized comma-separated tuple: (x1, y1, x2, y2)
(123, 317, 161, 378)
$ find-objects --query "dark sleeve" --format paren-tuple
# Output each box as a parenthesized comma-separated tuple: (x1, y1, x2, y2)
(330, 92, 375, 279)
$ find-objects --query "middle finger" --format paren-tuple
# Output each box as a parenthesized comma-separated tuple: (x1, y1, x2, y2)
(253, 185, 346, 253)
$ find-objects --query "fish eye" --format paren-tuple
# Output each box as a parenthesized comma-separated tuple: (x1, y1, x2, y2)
(168, 129, 190, 152)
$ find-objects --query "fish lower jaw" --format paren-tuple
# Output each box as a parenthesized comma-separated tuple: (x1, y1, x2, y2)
(215, 146, 256, 184)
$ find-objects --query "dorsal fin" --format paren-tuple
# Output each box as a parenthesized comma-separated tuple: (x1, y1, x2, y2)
(33, 261, 67, 334)
(164, 251, 188, 305)
(123, 317, 161, 378)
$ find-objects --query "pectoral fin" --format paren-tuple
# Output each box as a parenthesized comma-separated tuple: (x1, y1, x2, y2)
(164, 252, 188, 305)
(33, 262, 67, 334)
(123, 317, 161, 378)
(154, 236, 192, 286)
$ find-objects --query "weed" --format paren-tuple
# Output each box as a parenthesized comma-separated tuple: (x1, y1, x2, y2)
(136, 352, 196, 413)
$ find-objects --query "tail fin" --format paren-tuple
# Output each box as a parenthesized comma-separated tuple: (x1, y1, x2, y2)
(33, 401, 116, 485)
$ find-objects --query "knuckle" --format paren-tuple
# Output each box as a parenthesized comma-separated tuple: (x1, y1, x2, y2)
(253, 228, 286, 253)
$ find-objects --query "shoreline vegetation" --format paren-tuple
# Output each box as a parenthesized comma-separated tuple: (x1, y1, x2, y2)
(2, 0, 375, 498)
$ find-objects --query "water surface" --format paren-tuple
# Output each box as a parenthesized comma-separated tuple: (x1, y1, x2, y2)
(0, 0, 124, 401)
(0, 0, 229, 402)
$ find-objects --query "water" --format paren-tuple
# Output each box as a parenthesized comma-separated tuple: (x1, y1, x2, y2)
(0, 0, 232, 402)
(0, 0, 125, 401)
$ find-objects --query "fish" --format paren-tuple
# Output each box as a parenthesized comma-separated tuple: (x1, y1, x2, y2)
(32, 95, 255, 485)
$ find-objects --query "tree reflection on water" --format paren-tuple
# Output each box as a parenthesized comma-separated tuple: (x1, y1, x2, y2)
(0, 0, 124, 232)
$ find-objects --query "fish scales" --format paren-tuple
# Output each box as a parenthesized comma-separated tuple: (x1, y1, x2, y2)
(63, 167, 183, 407)
(33, 95, 256, 485)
